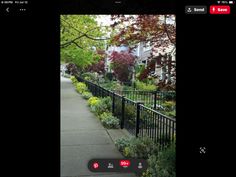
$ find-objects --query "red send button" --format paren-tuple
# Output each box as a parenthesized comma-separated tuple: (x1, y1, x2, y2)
(210, 5, 230, 14)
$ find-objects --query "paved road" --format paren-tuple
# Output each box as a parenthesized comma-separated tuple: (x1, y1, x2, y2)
(61, 76, 135, 177)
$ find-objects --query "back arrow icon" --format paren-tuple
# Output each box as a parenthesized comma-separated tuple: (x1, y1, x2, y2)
(6, 7, 9, 12)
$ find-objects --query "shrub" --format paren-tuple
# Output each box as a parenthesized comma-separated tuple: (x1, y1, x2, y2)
(127, 136, 158, 159)
(113, 99, 122, 118)
(162, 101, 175, 111)
(162, 92, 176, 101)
(92, 97, 112, 116)
(105, 72, 113, 81)
(122, 84, 134, 91)
(66, 62, 79, 75)
(115, 136, 158, 159)
(99, 112, 120, 129)
(140, 111, 157, 128)
(81, 72, 97, 82)
(141, 169, 152, 177)
(87, 59, 105, 74)
(84, 76, 90, 81)
(88, 97, 100, 107)
(76, 82, 88, 94)
(100, 81, 118, 90)
(164, 110, 176, 118)
(135, 80, 157, 91)
(113, 101, 136, 125)
(70, 76, 78, 85)
(81, 91, 93, 100)
(124, 104, 136, 127)
(115, 137, 132, 153)
(110, 51, 135, 83)
(115, 137, 176, 177)
(146, 143, 176, 177)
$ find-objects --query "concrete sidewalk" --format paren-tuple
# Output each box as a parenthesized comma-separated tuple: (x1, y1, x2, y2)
(61, 76, 135, 177)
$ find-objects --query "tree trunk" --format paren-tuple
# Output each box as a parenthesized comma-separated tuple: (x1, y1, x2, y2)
(167, 54, 172, 84)
(161, 56, 167, 82)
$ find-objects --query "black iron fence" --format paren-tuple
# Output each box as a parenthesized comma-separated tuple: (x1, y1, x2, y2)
(113, 90, 176, 111)
(76, 76, 176, 148)
(138, 104, 176, 146)
(114, 90, 156, 108)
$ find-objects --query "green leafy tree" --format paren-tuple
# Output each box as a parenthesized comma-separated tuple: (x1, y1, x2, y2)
(60, 15, 110, 70)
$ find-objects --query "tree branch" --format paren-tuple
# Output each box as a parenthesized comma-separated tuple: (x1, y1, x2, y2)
(60, 34, 86, 48)
(84, 34, 110, 40)
(61, 17, 110, 41)
(72, 41, 83, 49)
(163, 15, 176, 46)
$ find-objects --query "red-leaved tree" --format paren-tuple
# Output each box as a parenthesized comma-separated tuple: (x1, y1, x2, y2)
(87, 59, 105, 74)
(110, 15, 176, 89)
(110, 51, 135, 83)
(86, 49, 106, 74)
(138, 59, 156, 81)
(111, 15, 175, 49)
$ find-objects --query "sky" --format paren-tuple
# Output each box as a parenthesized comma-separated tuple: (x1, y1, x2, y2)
(95, 15, 113, 26)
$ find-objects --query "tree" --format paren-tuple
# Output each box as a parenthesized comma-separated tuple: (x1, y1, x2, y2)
(86, 50, 106, 74)
(60, 15, 110, 70)
(110, 51, 135, 83)
(138, 59, 156, 81)
(110, 15, 176, 89)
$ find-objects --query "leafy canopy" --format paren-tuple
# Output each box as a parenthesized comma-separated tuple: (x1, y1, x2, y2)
(60, 15, 109, 70)
(110, 51, 135, 83)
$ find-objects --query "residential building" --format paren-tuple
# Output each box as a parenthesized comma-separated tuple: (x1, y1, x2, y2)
(104, 42, 176, 83)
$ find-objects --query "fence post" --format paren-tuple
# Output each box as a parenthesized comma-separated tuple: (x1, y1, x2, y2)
(87, 82, 90, 91)
(102, 87, 104, 97)
(121, 96, 125, 129)
(98, 85, 101, 97)
(100, 87, 103, 97)
(89, 82, 91, 93)
(95, 84, 97, 96)
(136, 102, 142, 137)
(91, 83, 93, 93)
(93, 84, 95, 96)
(112, 92, 115, 114)
(154, 91, 157, 110)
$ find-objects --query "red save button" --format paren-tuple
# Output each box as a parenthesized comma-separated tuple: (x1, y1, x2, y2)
(210, 5, 230, 14)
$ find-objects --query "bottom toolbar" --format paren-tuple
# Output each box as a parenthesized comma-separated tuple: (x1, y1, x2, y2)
(88, 159, 148, 174)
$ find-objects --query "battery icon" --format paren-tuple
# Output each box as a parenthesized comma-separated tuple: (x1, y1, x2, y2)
(229, 1, 234, 4)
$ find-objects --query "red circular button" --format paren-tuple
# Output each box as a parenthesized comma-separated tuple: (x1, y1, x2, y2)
(93, 162, 99, 169)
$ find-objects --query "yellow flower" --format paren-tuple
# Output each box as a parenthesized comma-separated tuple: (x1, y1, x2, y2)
(88, 97, 100, 106)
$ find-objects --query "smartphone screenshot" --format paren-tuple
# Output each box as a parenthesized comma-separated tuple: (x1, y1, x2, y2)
(60, 1, 176, 176)
(1, 0, 235, 177)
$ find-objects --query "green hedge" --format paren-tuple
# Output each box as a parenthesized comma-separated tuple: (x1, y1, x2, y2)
(99, 112, 120, 129)
(70, 76, 78, 85)
(135, 80, 157, 91)
(115, 136, 176, 177)
(76, 82, 88, 94)
(90, 97, 112, 116)
(81, 91, 93, 99)
(115, 136, 158, 159)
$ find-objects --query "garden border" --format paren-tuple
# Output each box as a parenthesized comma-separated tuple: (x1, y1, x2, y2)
(76, 76, 176, 148)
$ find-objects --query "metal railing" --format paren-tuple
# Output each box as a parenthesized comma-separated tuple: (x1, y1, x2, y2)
(113, 90, 176, 111)
(76, 76, 176, 148)
(138, 104, 176, 146)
